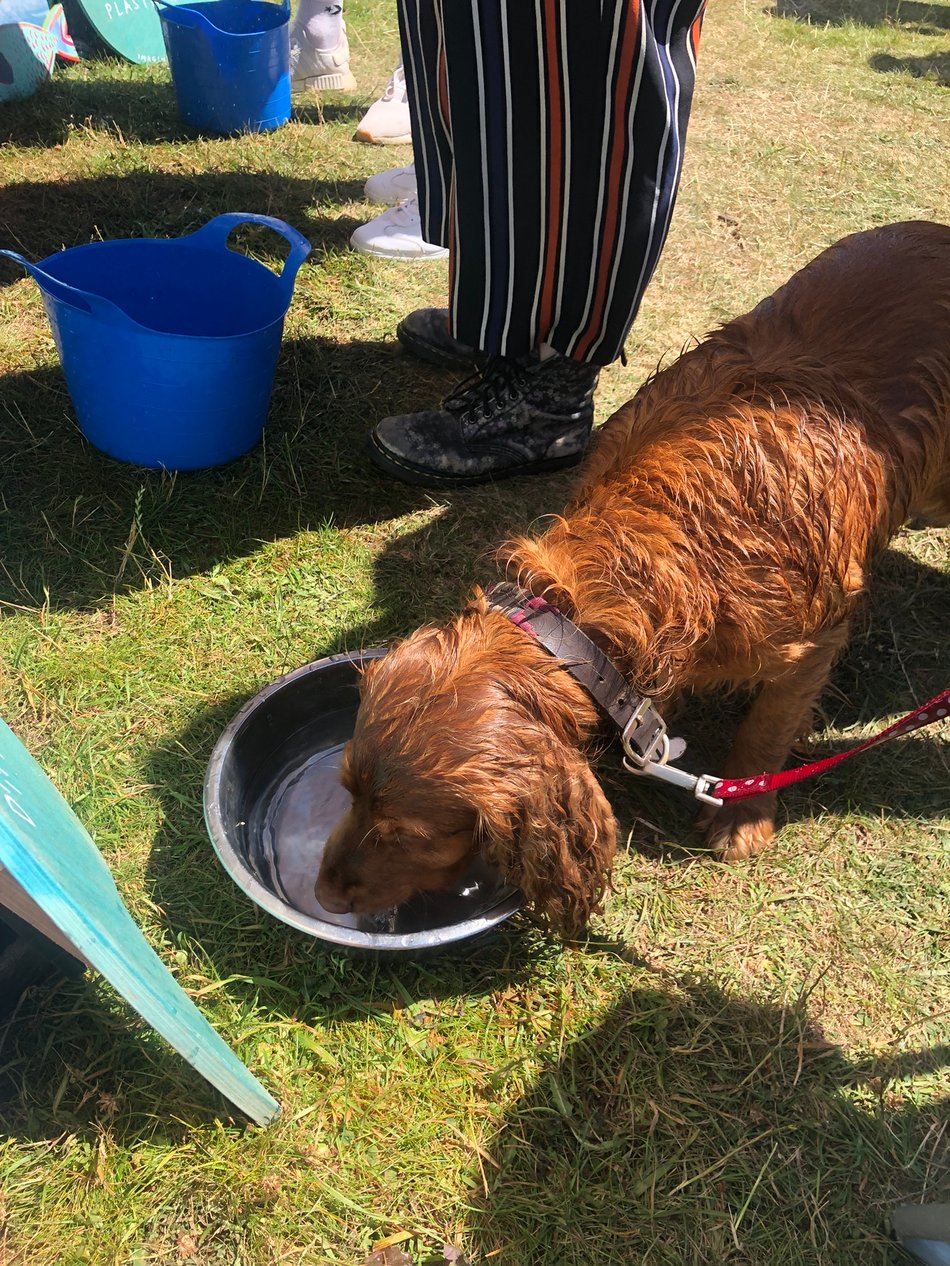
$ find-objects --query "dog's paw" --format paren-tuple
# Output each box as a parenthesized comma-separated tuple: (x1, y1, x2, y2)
(697, 798, 776, 861)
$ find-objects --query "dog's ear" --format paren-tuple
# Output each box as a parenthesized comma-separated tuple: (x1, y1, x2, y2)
(477, 735, 617, 937)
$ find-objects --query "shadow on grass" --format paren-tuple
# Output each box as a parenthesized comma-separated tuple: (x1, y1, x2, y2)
(0, 970, 245, 1142)
(0, 169, 368, 263)
(2, 965, 945, 1265)
(291, 101, 371, 130)
(463, 982, 949, 1264)
(0, 917, 564, 1145)
(0, 334, 492, 612)
(767, 0, 950, 90)
(770, 0, 950, 32)
(869, 49, 950, 82)
(2, 533, 943, 1156)
(0, 73, 366, 148)
(0, 838, 558, 1143)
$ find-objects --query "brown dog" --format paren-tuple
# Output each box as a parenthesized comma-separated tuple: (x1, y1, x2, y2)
(317, 221, 950, 934)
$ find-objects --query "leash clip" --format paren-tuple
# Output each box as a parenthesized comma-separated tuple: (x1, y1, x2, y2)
(622, 752, 724, 807)
(621, 705, 723, 807)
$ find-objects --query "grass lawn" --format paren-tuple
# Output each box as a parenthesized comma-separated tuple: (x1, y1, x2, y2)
(1, 0, 948, 1261)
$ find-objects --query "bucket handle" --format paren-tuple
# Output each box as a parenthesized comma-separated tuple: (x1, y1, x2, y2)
(180, 214, 311, 299)
(0, 249, 130, 327)
(152, 0, 212, 28)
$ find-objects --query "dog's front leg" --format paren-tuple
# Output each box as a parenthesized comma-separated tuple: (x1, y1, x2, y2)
(698, 628, 848, 860)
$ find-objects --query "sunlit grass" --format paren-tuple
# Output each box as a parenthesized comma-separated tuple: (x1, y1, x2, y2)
(0, 0, 948, 1261)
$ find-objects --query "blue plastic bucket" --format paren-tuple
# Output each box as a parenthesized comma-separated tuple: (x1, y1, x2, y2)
(156, 0, 290, 136)
(0, 213, 311, 471)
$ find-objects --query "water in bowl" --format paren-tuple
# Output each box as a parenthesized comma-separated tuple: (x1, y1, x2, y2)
(246, 738, 512, 936)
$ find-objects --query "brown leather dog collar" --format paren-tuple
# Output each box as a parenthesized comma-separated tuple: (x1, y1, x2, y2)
(486, 581, 676, 767)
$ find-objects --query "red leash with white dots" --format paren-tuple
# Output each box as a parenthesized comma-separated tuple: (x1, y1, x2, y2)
(711, 688, 950, 802)
(620, 688, 950, 806)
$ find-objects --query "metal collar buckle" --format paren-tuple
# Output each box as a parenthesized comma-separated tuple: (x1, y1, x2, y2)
(620, 698, 669, 768)
(620, 700, 722, 808)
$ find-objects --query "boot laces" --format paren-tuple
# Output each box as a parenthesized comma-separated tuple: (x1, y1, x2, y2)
(444, 357, 529, 425)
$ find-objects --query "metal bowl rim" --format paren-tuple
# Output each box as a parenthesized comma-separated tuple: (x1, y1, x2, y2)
(202, 649, 521, 949)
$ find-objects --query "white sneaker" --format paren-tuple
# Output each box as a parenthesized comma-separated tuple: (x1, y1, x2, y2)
(349, 197, 448, 261)
(364, 164, 417, 204)
(354, 63, 411, 145)
(290, 24, 357, 93)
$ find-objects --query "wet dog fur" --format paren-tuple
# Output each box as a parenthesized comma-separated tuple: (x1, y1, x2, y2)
(316, 221, 950, 935)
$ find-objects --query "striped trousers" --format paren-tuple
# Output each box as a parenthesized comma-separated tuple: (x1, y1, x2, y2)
(396, 0, 705, 367)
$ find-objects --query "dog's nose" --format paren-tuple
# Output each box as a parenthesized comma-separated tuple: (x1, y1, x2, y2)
(317, 892, 352, 914)
(314, 874, 353, 914)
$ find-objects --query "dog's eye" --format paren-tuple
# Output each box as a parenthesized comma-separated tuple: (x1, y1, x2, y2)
(373, 820, 404, 851)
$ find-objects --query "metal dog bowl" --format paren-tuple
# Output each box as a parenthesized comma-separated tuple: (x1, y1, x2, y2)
(203, 650, 521, 950)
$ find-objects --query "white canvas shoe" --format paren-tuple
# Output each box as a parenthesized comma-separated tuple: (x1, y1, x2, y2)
(354, 63, 411, 145)
(290, 24, 357, 93)
(349, 197, 448, 261)
(364, 164, 417, 205)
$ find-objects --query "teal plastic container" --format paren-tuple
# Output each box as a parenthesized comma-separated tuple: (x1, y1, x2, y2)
(0, 213, 311, 471)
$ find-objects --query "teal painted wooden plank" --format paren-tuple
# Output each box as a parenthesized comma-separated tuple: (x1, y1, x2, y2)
(62, 0, 189, 64)
(0, 717, 280, 1125)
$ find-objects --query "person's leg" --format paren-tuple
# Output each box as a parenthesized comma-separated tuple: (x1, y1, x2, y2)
(441, 0, 706, 364)
(290, 0, 356, 93)
(372, 0, 707, 486)
(348, 31, 446, 261)
(346, 11, 464, 299)
(396, 0, 452, 251)
(552, 0, 707, 366)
